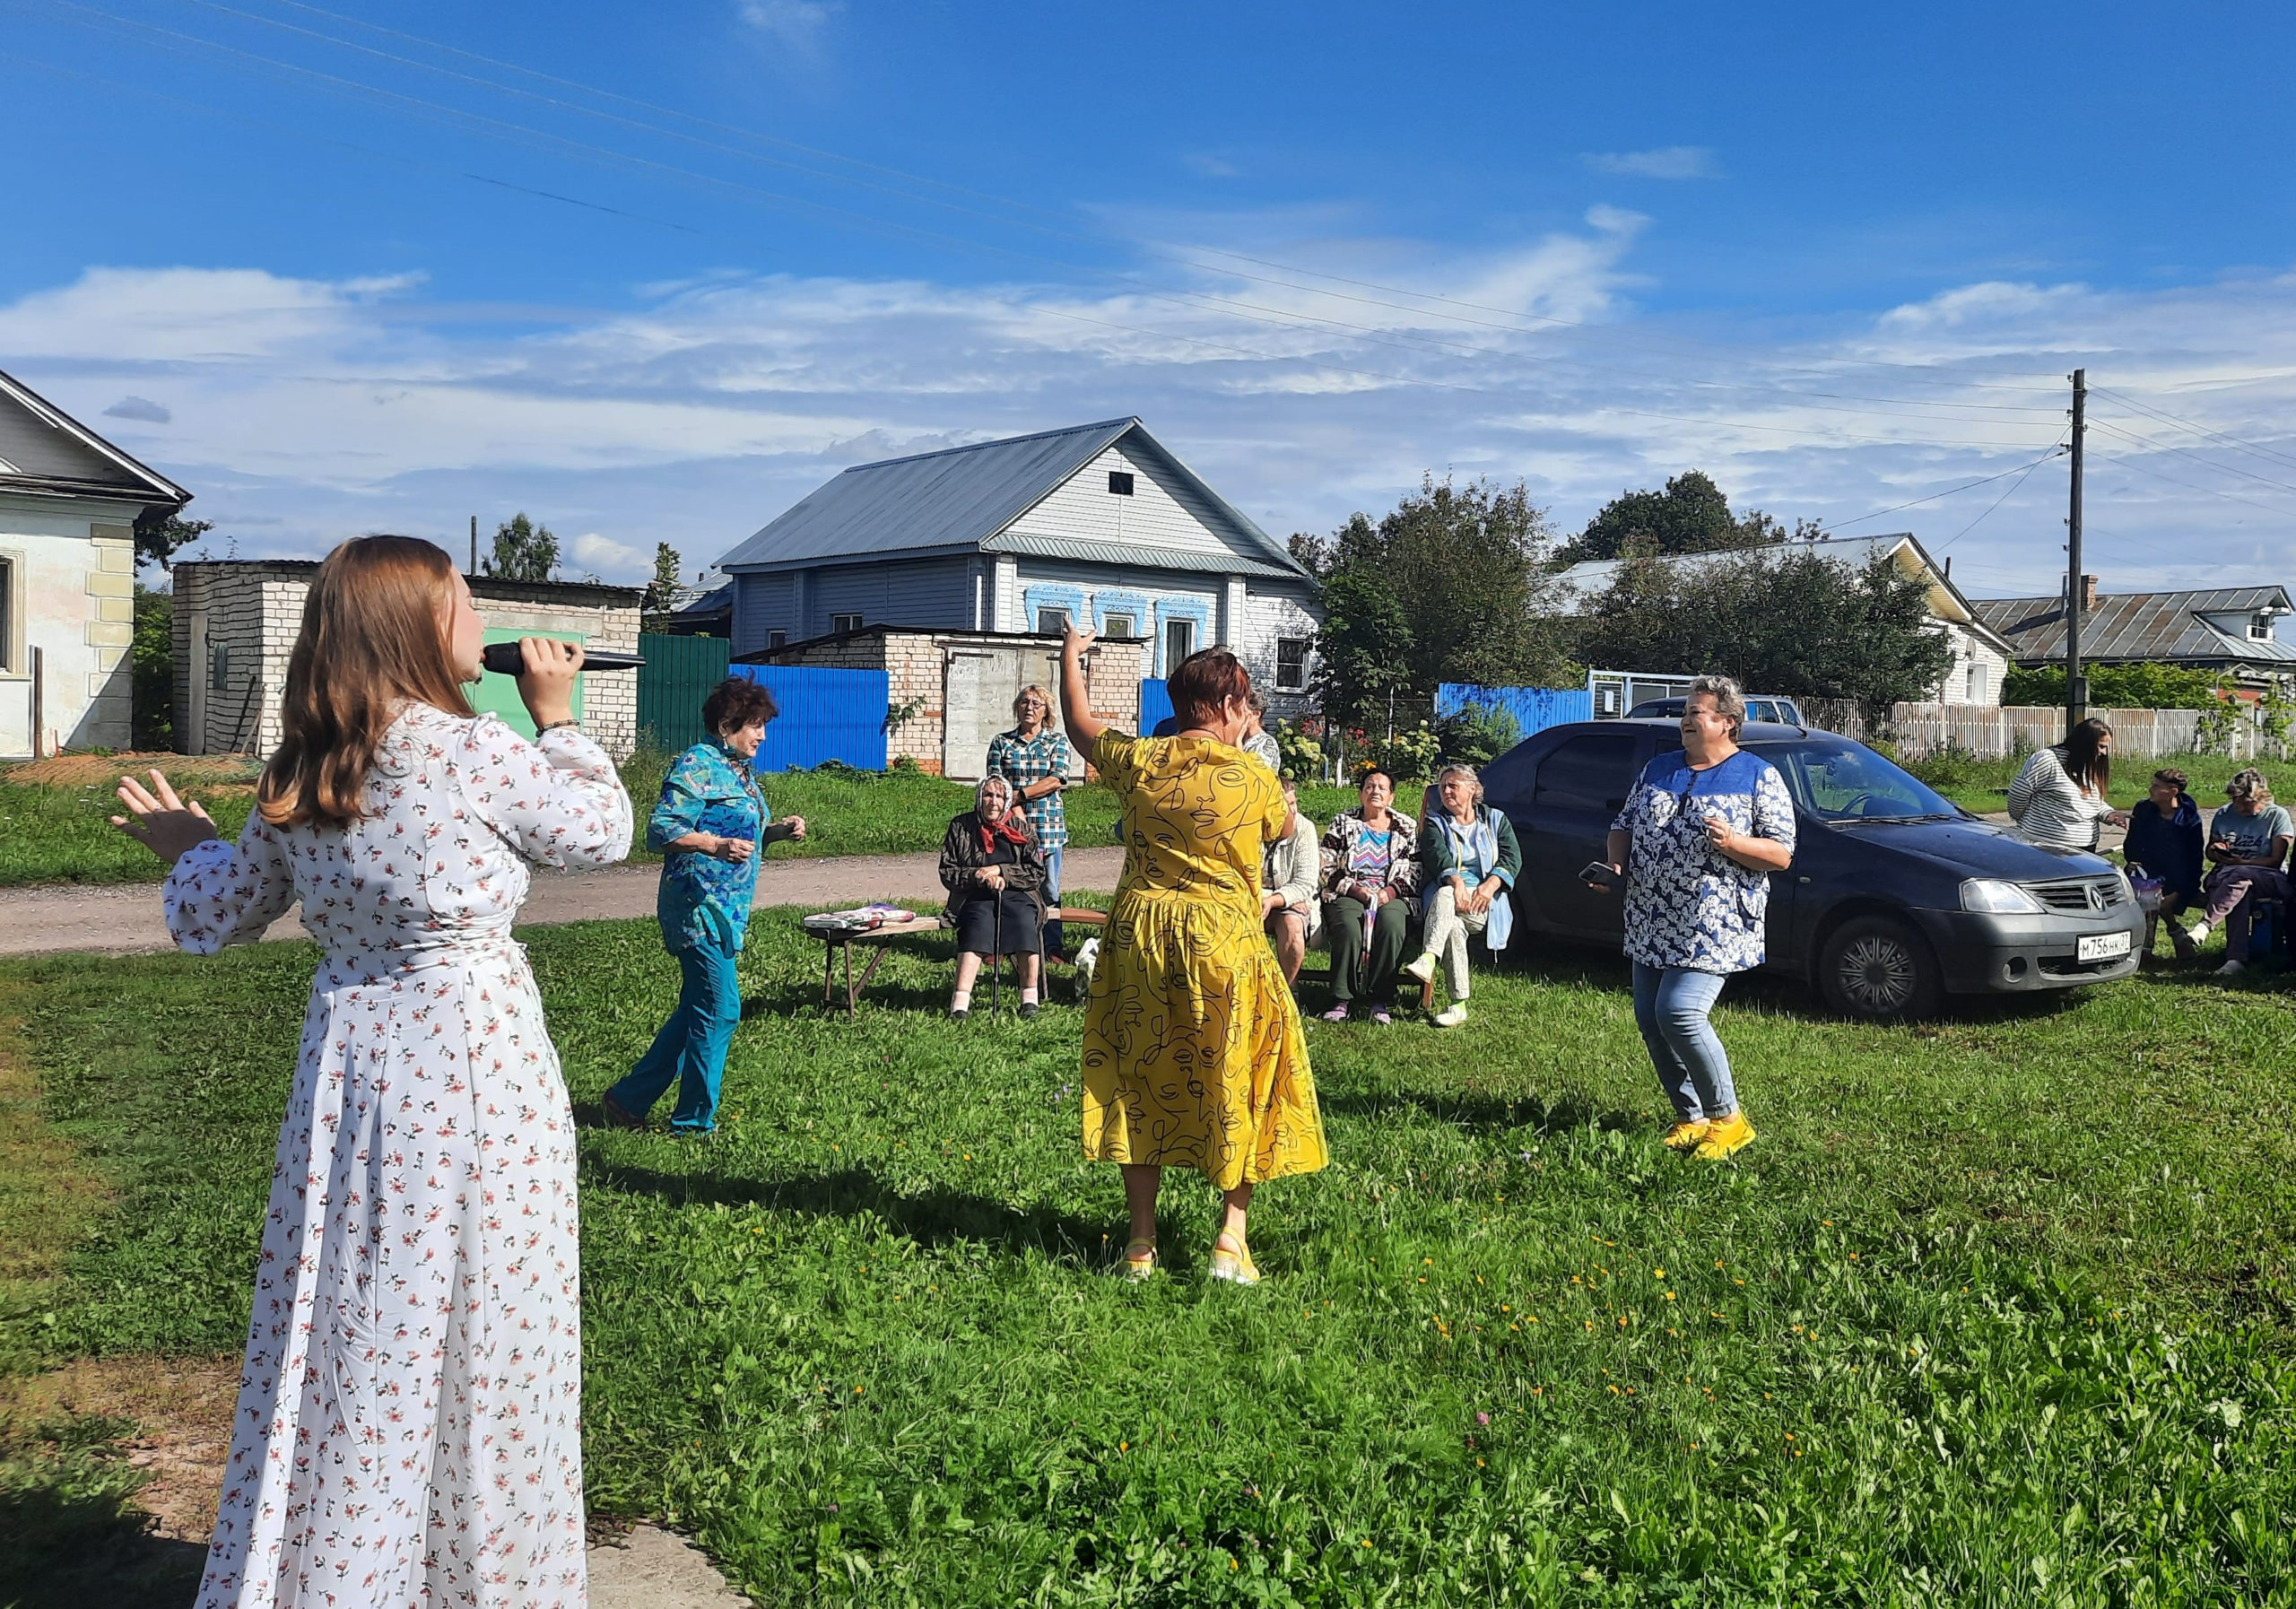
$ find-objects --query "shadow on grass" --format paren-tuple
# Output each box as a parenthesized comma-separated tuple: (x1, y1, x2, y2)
(1318, 1085, 1645, 1136)
(586, 1159, 1109, 1263)
(0, 1490, 206, 1609)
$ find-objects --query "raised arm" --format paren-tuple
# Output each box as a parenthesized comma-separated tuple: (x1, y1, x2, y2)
(458, 717, 634, 871)
(164, 808, 297, 953)
(1057, 623, 1107, 751)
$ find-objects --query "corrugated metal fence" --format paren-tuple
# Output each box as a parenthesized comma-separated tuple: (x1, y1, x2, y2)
(1437, 683, 1595, 740)
(1139, 678, 1174, 734)
(728, 663, 891, 770)
(636, 635, 731, 753)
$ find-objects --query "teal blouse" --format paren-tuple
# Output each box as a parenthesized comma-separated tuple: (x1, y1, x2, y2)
(650, 740, 774, 952)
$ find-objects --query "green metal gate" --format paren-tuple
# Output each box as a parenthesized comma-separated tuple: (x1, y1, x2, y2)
(636, 634, 731, 754)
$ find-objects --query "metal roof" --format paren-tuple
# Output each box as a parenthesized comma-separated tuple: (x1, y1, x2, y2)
(714, 417, 1303, 577)
(0, 366, 190, 509)
(986, 530, 1298, 578)
(1970, 586, 2296, 666)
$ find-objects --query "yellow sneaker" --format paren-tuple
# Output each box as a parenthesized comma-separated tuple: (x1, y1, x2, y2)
(1694, 1111, 1756, 1161)
(1662, 1119, 1710, 1152)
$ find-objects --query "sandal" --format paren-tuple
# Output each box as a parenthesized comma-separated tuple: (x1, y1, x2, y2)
(1319, 1005, 1351, 1023)
(1209, 1231, 1261, 1286)
(1120, 1239, 1159, 1280)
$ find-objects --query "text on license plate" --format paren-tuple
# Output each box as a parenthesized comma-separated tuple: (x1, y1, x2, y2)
(2078, 932, 2132, 962)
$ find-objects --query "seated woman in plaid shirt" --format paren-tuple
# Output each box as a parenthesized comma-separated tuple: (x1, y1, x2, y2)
(987, 684, 1077, 959)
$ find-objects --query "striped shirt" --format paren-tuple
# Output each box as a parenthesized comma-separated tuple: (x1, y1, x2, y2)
(2007, 748, 2116, 851)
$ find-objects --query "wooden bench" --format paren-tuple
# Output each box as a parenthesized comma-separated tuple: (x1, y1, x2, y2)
(813, 907, 1108, 1017)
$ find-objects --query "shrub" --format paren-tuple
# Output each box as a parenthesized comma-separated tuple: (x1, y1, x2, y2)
(1433, 701, 1520, 766)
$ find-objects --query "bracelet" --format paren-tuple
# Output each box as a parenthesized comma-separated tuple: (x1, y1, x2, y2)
(535, 718, 579, 735)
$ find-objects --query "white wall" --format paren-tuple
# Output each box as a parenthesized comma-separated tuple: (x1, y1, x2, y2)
(1241, 584, 1323, 709)
(1006, 441, 1238, 559)
(0, 495, 135, 758)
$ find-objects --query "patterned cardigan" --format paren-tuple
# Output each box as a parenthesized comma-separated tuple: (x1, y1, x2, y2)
(1317, 807, 1422, 902)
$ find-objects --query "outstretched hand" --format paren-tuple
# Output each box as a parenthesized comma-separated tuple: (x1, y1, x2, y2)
(111, 769, 222, 865)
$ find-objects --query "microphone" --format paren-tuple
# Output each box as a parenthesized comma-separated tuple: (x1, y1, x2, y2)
(479, 641, 646, 675)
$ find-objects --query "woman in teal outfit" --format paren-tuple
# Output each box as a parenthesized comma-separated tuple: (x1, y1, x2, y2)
(604, 677, 806, 1133)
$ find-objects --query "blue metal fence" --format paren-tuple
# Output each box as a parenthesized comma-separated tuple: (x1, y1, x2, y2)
(1138, 678, 1174, 735)
(1436, 683, 1594, 742)
(727, 664, 890, 771)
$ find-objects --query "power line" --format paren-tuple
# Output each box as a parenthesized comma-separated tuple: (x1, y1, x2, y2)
(1815, 444, 2070, 535)
(2085, 425, 2296, 517)
(2085, 410, 2296, 497)
(22, 0, 2072, 443)
(146, 0, 2078, 403)
(1933, 437, 2069, 553)
(2089, 384, 2296, 475)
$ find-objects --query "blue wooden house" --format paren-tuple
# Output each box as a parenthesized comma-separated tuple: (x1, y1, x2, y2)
(714, 418, 1322, 700)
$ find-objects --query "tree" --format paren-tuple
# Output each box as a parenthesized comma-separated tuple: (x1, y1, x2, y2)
(641, 542, 684, 619)
(2001, 661, 2225, 711)
(482, 513, 558, 582)
(132, 583, 173, 749)
(135, 512, 211, 571)
(1573, 547, 1954, 721)
(1555, 470, 1790, 564)
(1309, 476, 1578, 728)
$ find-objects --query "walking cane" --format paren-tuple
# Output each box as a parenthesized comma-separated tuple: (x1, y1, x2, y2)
(990, 874, 1004, 1014)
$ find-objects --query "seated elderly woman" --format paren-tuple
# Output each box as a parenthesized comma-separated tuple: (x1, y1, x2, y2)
(1402, 762, 1521, 1026)
(1261, 774, 1321, 984)
(938, 775, 1049, 1019)
(1317, 768, 1421, 1024)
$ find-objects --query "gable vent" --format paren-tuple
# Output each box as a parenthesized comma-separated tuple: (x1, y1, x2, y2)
(1108, 470, 1135, 496)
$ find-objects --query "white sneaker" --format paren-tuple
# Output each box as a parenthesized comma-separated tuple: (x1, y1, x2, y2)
(1431, 1001, 1468, 1028)
(2215, 956, 2246, 978)
(1074, 936, 1100, 981)
(2186, 922, 2212, 947)
(1400, 951, 1437, 985)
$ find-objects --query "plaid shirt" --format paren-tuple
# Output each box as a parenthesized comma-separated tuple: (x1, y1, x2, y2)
(985, 725, 1075, 850)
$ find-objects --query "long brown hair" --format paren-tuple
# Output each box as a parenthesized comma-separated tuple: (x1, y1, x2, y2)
(2059, 716, 2112, 796)
(257, 535, 474, 829)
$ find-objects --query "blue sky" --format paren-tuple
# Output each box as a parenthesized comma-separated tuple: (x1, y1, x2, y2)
(5, 0, 2296, 598)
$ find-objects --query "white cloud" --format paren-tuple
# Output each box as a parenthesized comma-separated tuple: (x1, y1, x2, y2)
(736, 0, 837, 50)
(102, 396, 170, 423)
(1183, 152, 1241, 179)
(13, 234, 2296, 596)
(570, 531, 646, 575)
(1585, 146, 1719, 181)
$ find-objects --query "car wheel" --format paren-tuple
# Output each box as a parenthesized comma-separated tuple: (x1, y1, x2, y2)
(1818, 914, 1943, 1020)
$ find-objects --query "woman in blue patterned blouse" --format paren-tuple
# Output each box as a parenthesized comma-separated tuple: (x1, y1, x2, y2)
(604, 677, 806, 1134)
(1593, 675, 1794, 1161)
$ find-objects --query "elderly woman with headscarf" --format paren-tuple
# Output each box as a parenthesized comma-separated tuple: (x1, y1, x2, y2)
(1402, 762, 1521, 1027)
(939, 773, 1049, 1018)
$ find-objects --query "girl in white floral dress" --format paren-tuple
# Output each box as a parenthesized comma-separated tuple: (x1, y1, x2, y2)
(112, 535, 632, 1609)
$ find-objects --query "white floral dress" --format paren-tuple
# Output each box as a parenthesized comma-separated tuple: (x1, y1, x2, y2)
(164, 704, 632, 1609)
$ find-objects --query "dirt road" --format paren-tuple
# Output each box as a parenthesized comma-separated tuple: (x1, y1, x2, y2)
(0, 846, 1128, 958)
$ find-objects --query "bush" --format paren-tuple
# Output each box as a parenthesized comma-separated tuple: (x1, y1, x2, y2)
(1433, 701, 1520, 766)
(1907, 741, 1989, 792)
(1270, 718, 1326, 782)
(2002, 661, 2227, 710)
(131, 586, 171, 751)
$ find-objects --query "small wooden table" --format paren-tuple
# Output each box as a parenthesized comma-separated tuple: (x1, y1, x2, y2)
(813, 908, 1108, 1017)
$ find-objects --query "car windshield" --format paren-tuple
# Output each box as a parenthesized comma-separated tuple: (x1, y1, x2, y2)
(1760, 741, 1961, 822)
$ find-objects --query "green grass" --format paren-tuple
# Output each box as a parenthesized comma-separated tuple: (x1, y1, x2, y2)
(0, 761, 1362, 888)
(5, 916, 2296, 1603)
(1908, 750, 2296, 819)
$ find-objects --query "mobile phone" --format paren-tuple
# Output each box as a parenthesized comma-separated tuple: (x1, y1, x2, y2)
(1578, 861, 1620, 890)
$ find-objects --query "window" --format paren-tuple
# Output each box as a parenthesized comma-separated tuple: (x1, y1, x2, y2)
(1964, 663, 1987, 701)
(0, 555, 13, 673)
(1163, 617, 1195, 674)
(2251, 612, 2275, 642)
(766, 630, 788, 651)
(1036, 605, 1070, 634)
(1108, 470, 1135, 497)
(831, 613, 864, 635)
(1100, 613, 1135, 639)
(1531, 733, 1639, 813)
(210, 643, 230, 692)
(1275, 637, 1310, 691)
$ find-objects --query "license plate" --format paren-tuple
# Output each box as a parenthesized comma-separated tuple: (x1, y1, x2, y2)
(2078, 931, 2132, 962)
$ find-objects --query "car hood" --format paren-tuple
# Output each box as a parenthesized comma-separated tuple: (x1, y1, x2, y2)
(1814, 814, 2115, 881)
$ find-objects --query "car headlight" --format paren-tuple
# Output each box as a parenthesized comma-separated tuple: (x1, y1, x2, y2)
(1961, 878, 2046, 914)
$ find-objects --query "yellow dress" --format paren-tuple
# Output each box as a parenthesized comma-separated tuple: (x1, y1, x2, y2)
(1081, 730, 1327, 1187)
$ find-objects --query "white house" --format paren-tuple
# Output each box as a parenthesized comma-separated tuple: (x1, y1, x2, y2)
(715, 418, 1323, 710)
(1553, 531, 2013, 706)
(0, 369, 191, 758)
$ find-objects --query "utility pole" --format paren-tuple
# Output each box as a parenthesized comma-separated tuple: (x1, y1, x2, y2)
(470, 514, 479, 575)
(2065, 369, 2087, 735)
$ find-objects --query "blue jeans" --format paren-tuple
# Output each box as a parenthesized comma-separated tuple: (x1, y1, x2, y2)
(1631, 962, 1736, 1123)
(1042, 844, 1065, 957)
(610, 936, 741, 1132)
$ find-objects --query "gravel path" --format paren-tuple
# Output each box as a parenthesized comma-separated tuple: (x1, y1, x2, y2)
(0, 846, 1128, 958)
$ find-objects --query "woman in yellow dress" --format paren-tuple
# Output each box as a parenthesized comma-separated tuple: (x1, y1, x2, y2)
(1057, 624, 1326, 1285)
